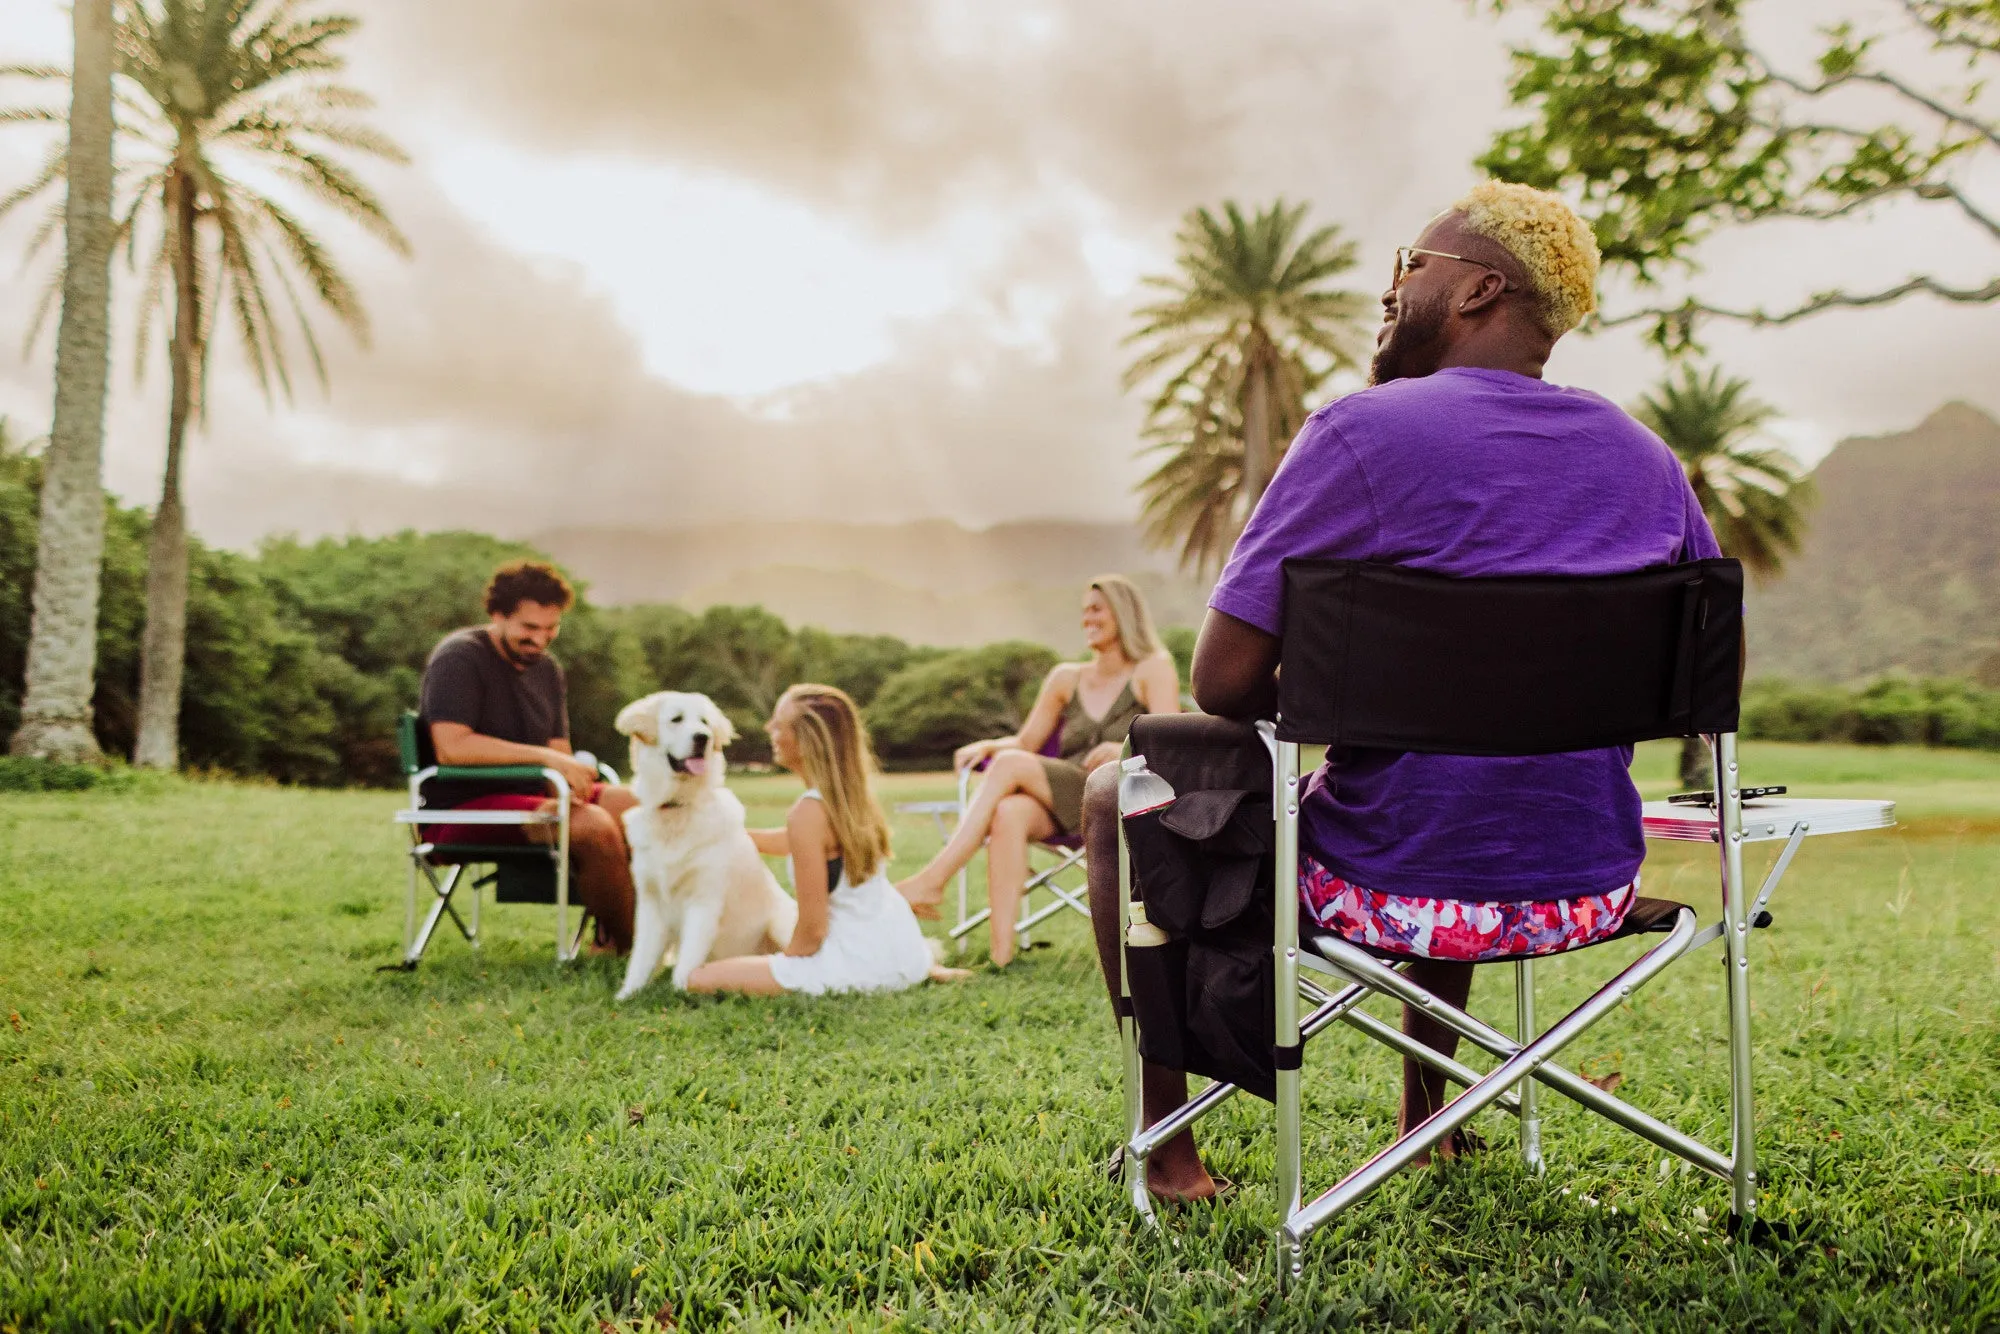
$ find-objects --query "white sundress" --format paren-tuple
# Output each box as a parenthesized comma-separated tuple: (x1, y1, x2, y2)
(766, 789, 934, 996)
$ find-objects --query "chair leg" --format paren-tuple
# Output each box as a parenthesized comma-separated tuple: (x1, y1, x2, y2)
(403, 864, 467, 967)
(1282, 908, 1701, 1255)
(1516, 957, 1543, 1173)
(1115, 770, 1155, 1225)
(555, 804, 574, 964)
(1273, 741, 1304, 1288)
(1716, 732, 1759, 1225)
(1301, 940, 1731, 1180)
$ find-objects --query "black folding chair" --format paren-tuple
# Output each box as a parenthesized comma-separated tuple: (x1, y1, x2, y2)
(1115, 557, 1757, 1283)
(388, 711, 614, 968)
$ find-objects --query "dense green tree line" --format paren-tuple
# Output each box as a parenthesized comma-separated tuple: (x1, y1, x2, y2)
(0, 445, 1076, 784)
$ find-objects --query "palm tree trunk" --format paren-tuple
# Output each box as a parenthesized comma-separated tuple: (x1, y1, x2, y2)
(11, 0, 116, 764)
(133, 162, 199, 771)
(1240, 338, 1274, 519)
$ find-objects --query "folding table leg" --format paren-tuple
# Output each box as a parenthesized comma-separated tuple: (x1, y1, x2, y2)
(1716, 733, 1758, 1226)
(1516, 958, 1543, 1173)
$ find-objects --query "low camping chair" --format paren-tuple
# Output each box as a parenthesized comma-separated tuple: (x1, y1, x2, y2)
(896, 730, 1091, 956)
(1115, 557, 1768, 1282)
(389, 711, 619, 968)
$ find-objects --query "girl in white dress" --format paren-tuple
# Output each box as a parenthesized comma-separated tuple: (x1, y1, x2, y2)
(687, 684, 968, 996)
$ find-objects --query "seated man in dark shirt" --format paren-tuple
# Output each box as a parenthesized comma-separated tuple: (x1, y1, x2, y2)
(1082, 182, 1721, 1201)
(419, 560, 636, 952)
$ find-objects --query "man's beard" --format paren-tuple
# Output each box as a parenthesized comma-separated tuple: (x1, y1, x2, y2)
(1368, 288, 1450, 385)
(498, 634, 545, 665)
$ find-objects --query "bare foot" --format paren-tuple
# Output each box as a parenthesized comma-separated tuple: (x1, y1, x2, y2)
(1145, 1140, 1220, 1203)
(1405, 1125, 1487, 1169)
(927, 965, 973, 983)
(895, 874, 944, 920)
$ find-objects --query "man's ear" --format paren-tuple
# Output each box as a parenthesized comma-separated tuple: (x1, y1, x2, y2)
(615, 694, 662, 746)
(705, 698, 737, 749)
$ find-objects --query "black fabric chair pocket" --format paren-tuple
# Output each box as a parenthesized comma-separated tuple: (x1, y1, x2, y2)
(1185, 940, 1276, 1102)
(1122, 807, 1205, 936)
(1127, 936, 1190, 1071)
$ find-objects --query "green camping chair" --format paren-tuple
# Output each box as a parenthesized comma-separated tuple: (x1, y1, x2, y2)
(389, 711, 618, 968)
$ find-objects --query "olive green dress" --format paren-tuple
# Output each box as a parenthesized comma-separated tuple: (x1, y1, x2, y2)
(1038, 676, 1145, 835)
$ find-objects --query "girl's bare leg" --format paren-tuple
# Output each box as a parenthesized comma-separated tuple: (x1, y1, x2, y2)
(685, 955, 787, 996)
(897, 750, 1055, 910)
(984, 793, 1057, 966)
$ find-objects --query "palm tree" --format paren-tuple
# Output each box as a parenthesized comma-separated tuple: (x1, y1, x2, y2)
(3, 0, 408, 768)
(6, 0, 116, 764)
(1633, 364, 1816, 787)
(1124, 199, 1371, 574)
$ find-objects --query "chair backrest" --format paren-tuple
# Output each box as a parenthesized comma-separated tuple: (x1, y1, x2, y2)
(1276, 558, 1743, 754)
(397, 711, 438, 776)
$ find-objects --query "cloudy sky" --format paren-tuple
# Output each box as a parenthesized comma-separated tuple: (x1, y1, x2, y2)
(0, 0, 1995, 549)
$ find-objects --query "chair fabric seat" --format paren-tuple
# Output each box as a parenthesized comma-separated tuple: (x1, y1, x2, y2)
(1303, 895, 1692, 965)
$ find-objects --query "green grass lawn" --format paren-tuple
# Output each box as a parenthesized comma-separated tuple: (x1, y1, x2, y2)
(3, 741, 1997, 1330)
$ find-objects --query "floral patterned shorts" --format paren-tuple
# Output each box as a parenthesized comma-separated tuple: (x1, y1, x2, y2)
(1300, 854, 1636, 962)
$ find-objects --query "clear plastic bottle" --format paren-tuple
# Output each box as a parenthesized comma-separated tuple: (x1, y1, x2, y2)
(1117, 754, 1175, 818)
(1126, 898, 1169, 948)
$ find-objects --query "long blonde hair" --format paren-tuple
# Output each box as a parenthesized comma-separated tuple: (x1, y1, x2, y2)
(781, 684, 893, 883)
(1089, 573, 1163, 664)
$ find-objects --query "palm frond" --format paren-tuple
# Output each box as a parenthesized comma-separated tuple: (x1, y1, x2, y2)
(0, 141, 68, 223)
(1123, 197, 1371, 557)
(1633, 364, 1814, 580)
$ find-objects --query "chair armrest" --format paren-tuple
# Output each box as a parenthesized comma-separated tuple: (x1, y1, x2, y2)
(432, 765, 553, 783)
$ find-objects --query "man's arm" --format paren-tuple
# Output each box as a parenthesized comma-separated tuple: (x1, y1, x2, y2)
(429, 722, 595, 790)
(1190, 608, 1281, 721)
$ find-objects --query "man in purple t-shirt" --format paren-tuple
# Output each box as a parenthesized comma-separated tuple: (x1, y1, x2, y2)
(1082, 182, 1720, 1202)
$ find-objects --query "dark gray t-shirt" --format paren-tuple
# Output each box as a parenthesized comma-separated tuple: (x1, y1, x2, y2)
(418, 626, 568, 807)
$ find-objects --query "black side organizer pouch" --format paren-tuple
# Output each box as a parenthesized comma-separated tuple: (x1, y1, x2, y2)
(1121, 716, 1280, 1102)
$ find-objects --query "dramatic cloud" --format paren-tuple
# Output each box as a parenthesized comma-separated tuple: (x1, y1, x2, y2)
(0, 0, 1995, 558)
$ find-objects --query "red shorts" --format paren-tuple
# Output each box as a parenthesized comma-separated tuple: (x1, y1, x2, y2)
(421, 784, 606, 847)
(1300, 853, 1636, 962)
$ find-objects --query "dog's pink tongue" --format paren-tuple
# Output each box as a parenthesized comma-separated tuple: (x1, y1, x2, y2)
(683, 755, 709, 777)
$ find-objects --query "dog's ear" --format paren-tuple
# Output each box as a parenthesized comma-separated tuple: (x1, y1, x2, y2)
(704, 697, 736, 749)
(614, 694, 662, 747)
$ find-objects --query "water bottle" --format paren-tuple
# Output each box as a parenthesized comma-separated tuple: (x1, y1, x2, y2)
(1118, 754, 1175, 818)
(1126, 898, 1169, 948)
(1119, 755, 1176, 949)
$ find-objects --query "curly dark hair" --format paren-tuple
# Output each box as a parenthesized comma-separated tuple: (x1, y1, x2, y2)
(484, 560, 575, 616)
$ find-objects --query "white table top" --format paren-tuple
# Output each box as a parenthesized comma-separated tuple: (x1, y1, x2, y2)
(1641, 796, 1896, 844)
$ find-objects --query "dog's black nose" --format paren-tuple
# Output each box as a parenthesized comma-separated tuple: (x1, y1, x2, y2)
(691, 732, 710, 756)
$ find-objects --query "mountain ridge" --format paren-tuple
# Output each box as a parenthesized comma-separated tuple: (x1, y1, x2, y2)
(536, 403, 2000, 676)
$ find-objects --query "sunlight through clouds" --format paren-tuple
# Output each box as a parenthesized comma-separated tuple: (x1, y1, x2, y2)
(424, 139, 1016, 397)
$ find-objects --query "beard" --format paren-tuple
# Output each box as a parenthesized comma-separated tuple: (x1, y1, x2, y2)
(498, 632, 546, 665)
(1368, 287, 1451, 385)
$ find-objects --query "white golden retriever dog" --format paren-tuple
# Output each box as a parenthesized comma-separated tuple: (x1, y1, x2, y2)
(613, 691, 797, 999)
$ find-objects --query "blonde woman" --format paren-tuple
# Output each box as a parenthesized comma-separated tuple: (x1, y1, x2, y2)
(897, 575, 1181, 966)
(689, 685, 967, 995)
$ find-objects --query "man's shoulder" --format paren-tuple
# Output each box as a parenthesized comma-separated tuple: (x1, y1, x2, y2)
(1315, 371, 1656, 448)
(426, 626, 491, 669)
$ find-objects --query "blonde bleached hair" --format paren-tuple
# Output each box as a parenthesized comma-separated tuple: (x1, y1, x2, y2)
(1450, 180, 1601, 337)
(780, 684, 893, 884)
(1089, 574, 1163, 664)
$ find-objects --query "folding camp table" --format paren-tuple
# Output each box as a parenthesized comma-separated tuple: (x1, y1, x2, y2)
(1640, 795, 1895, 942)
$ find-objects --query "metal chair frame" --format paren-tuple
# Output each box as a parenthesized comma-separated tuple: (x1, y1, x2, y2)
(897, 761, 1091, 956)
(390, 711, 616, 968)
(1117, 731, 1763, 1281)
(1112, 558, 1782, 1284)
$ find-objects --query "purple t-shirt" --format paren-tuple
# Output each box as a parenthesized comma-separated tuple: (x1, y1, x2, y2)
(1209, 367, 1721, 902)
